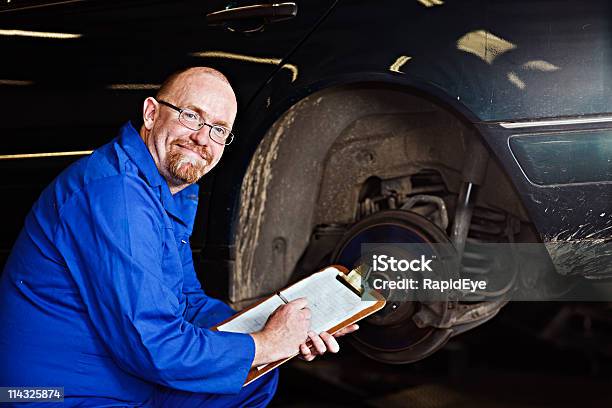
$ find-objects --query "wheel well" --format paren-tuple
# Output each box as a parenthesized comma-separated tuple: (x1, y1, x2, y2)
(232, 83, 533, 303)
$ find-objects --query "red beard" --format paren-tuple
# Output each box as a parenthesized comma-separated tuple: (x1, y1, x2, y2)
(166, 142, 211, 184)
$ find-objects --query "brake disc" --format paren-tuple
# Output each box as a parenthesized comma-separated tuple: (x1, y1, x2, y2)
(331, 210, 456, 364)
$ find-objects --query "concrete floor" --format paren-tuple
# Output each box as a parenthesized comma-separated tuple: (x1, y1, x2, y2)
(270, 303, 612, 407)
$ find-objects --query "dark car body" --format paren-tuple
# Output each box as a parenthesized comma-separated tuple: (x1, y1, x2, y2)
(0, 0, 610, 308)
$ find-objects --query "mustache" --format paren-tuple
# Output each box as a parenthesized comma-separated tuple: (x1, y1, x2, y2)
(172, 141, 212, 163)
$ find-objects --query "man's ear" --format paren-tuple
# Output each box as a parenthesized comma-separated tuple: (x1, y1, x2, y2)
(142, 97, 158, 130)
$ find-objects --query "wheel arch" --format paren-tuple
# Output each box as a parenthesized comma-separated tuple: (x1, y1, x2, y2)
(228, 76, 531, 303)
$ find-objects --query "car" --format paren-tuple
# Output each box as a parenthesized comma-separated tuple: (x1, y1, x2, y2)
(0, 0, 610, 364)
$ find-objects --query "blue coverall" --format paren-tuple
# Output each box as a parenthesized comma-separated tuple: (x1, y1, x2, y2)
(0, 122, 278, 406)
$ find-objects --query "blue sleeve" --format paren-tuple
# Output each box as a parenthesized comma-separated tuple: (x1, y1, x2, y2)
(181, 244, 236, 328)
(54, 176, 255, 394)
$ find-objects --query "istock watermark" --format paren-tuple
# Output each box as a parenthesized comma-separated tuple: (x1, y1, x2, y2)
(368, 250, 486, 296)
(359, 243, 611, 302)
(372, 254, 434, 272)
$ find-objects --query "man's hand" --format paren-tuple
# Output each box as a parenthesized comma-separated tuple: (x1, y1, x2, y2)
(298, 324, 359, 362)
(250, 298, 311, 366)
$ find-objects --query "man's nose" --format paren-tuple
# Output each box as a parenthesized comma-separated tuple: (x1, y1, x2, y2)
(190, 126, 211, 146)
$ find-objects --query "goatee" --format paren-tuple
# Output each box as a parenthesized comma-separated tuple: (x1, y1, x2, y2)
(166, 143, 211, 184)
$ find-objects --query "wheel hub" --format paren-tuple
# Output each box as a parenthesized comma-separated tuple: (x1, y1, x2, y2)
(331, 210, 455, 364)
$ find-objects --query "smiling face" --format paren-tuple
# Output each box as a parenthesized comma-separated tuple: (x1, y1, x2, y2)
(140, 68, 237, 193)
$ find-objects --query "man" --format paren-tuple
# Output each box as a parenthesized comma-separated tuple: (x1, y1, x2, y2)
(0, 67, 356, 406)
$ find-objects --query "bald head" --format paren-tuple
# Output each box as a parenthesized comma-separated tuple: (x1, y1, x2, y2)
(156, 67, 232, 101)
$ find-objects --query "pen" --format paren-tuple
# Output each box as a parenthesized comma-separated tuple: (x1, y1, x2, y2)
(277, 291, 290, 304)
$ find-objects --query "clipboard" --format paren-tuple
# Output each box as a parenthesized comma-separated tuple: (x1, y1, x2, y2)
(212, 265, 386, 386)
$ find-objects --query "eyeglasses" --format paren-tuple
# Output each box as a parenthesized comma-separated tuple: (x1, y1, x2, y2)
(157, 99, 235, 145)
